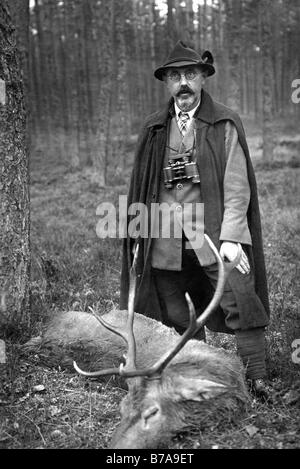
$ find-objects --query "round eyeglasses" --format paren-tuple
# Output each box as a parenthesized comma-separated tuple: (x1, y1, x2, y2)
(167, 69, 199, 82)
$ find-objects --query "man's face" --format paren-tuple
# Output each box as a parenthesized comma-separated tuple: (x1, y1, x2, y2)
(164, 65, 205, 112)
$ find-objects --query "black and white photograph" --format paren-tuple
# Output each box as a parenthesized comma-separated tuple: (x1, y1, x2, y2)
(0, 0, 299, 453)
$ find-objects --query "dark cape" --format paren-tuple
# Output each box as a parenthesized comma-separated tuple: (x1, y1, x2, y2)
(120, 90, 270, 333)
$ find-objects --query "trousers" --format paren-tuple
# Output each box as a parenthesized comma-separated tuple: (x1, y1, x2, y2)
(152, 242, 267, 379)
(153, 243, 241, 332)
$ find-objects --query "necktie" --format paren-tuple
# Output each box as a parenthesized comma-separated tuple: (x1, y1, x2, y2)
(178, 111, 190, 136)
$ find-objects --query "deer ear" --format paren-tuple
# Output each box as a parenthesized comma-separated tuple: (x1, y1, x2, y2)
(174, 377, 228, 402)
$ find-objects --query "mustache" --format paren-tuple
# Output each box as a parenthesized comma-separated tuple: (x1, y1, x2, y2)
(176, 86, 194, 96)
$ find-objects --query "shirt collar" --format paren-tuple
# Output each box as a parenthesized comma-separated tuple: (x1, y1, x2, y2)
(174, 98, 201, 121)
(145, 90, 216, 129)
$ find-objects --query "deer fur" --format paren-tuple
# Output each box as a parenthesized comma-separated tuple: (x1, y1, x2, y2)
(23, 308, 249, 449)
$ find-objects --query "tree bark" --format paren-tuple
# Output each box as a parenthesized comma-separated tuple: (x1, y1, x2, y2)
(0, 0, 30, 333)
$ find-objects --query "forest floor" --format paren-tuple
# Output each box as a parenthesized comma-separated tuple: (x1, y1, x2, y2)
(1, 117, 300, 450)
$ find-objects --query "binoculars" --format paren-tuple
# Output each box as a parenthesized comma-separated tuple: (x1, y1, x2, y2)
(163, 152, 200, 189)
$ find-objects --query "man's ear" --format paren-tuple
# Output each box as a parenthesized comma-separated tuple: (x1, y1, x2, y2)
(173, 376, 228, 402)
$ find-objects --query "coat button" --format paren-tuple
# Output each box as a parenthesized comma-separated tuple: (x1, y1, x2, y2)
(176, 183, 183, 190)
(176, 205, 182, 212)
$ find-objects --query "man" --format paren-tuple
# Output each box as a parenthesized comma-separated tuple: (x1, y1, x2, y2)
(120, 41, 270, 396)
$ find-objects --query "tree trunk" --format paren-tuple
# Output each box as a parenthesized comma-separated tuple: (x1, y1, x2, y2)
(48, 0, 63, 158)
(81, 0, 94, 166)
(203, 0, 207, 45)
(34, 0, 50, 137)
(92, 0, 113, 186)
(65, 0, 80, 168)
(224, 0, 242, 111)
(0, 0, 30, 334)
(167, 0, 177, 50)
(57, 1, 70, 159)
(260, 0, 275, 163)
(185, 0, 194, 46)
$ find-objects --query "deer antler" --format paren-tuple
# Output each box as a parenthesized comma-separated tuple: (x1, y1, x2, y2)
(74, 236, 241, 379)
(73, 244, 139, 377)
(137, 235, 242, 377)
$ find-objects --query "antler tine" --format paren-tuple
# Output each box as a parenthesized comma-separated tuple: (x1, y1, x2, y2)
(136, 234, 242, 378)
(122, 244, 139, 372)
(73, 284, 204, 379)
(73, 360, 120, 377)
(73, 307, 128, 378)
(136, 292, 198, 377)
(193, 235, 225, 330)
(88, 306, 128, 343)
(73, 244, 140, 379)
(193, 235, 241, 331)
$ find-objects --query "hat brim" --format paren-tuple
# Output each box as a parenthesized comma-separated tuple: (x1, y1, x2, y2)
(154, 60, 215, 81)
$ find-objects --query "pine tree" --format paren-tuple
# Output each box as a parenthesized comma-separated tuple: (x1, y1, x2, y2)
(0, 0, 30, 333)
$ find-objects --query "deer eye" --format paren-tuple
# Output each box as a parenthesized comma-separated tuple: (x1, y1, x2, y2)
(142, 405, 160, 428)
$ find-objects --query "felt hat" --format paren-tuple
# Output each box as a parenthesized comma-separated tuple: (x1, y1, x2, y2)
(154, 40, 215, 81)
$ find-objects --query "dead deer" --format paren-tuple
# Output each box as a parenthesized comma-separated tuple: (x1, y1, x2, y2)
(23, 236, 249, 449)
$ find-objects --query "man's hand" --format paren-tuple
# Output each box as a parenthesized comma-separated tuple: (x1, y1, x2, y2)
(220, 241, 250, 275)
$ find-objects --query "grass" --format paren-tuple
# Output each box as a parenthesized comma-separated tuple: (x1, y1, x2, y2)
(1, 124, 300, 449)
(257, 168, 300, 382)
(1, 357, 123, 449)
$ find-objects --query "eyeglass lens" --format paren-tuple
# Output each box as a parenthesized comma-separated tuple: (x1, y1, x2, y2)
(168, 70, 198, 81)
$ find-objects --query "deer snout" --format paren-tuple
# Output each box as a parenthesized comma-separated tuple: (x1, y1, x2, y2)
(109, 404, 169, 449)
